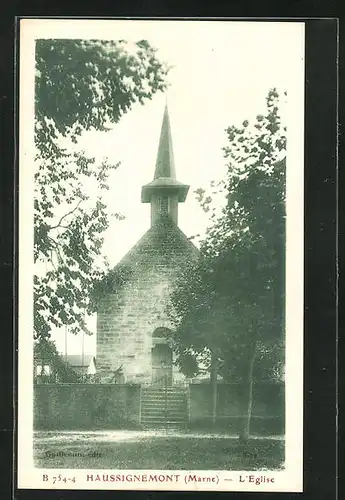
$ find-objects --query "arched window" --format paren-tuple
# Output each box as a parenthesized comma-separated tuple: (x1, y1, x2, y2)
(152, 326, 171, 341)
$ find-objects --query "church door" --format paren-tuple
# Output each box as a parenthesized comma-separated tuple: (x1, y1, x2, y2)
(151, 344, 173, 386)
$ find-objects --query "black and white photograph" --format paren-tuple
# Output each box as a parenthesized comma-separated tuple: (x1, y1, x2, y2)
(18, 19, 304, 492)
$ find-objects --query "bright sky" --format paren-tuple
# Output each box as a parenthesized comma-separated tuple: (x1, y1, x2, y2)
(25, 20, 304, 355)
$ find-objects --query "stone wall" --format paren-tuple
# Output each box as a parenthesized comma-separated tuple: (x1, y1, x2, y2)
(96, 266, 173, 383)
(34, 382, 284, 435)
(96, 217, 199, 383)
(189, 382, 285, 435)
(34, 384, 141, 430)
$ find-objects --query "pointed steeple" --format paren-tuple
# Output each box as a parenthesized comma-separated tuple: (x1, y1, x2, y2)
(153, 104, 176, 180)
(141, 103, 189, 226)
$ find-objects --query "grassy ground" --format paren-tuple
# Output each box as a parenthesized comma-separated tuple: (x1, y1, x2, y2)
(34, 431, 284, 470)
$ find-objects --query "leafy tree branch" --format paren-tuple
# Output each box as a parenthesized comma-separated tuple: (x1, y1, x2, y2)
(168, 88, 286, 439)
(34, 39, 168, 339)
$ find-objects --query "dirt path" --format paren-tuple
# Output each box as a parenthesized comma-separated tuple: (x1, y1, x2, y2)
(34, 429, 284, 444)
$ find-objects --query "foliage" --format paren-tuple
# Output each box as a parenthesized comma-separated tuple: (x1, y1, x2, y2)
(253, 339, 285, 382)
(34, 39, 168, 339)
(169, 88, 287, 383)
(89, 264, 133, 312)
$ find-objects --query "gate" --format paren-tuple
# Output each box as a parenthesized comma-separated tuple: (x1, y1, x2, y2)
(139, 375, 188, 429)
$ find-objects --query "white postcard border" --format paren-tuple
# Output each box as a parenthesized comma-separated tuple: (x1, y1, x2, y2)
(17, 19, 305, 492)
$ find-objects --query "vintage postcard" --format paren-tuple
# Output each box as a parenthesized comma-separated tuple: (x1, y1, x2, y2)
(17, 18, 304, 492)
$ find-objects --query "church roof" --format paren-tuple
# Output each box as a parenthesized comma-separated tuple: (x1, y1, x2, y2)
(141, 104, 189, 203)
(117, 215, 200, 269)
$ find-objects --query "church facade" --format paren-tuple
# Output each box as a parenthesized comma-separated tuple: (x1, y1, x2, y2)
(96, 105, 199, 384)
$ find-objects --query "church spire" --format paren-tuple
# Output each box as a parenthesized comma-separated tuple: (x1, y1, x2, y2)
(153, 104, 176, 180)
(141, 103, 189, 226)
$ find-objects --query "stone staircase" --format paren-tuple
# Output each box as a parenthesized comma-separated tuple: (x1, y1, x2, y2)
(140, 387, 188, 429)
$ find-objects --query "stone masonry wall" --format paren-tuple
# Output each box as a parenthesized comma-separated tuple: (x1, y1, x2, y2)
(189, 382, 285, 434)
(34, 383, 141, 430)
(96, 218, 199, 383)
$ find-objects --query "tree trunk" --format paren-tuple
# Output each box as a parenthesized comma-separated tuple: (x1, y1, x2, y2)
(210, 352, 218, 426)
(239, 346, 257, 442)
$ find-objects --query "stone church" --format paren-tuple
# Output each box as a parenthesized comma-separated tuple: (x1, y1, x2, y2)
(96, 105, 199, 385)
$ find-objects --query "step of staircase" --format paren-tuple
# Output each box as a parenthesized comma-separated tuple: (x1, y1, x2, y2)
(140, 386, 188, 429)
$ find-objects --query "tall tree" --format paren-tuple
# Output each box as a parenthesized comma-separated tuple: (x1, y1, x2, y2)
(34, 39, 168, 339)
(169, 89, 286, 440)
